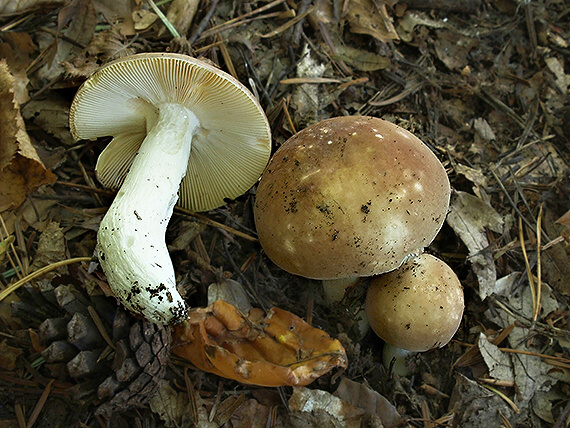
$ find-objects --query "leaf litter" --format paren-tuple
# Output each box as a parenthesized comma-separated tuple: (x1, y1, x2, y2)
(0, 0, 569, 427)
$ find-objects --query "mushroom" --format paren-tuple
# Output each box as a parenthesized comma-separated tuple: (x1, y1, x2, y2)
(365, 253, 464, 352)
(253, 116, 451, 281)
(69, 53, 271, 324)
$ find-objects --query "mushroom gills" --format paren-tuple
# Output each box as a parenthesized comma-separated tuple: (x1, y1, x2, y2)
(97, 102, 199, 324)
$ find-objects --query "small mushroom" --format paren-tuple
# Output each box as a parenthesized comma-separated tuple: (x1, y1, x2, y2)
(365, 253, 464, 352)
(254, 116, 451, 280)
(70, 53, 271, 324)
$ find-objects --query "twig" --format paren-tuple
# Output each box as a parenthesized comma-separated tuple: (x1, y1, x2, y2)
(481, 383, 520, 414)
(175, 207, 258, 242)
(490, 169, 535, 232)
(519, 217, 538, 323)
(0, 214, 24, 281)
(553, 399, 570, 428)
(87, 306, 116, 351)
(199, 0, 286, 39)
(534, 204, 543, 322)
(147, 0, 180, 38)
(26, 380, 54, 428)
(524, 3, 538, 59)
(368, 80, 423, 107)
(492, 298, 570, 340)
(14, 403, 26, 428)
(0, 257, 91, 302)
(189, 0, 220, 44)
(292, 0, 312, 45)
(260, 5, 315, 38)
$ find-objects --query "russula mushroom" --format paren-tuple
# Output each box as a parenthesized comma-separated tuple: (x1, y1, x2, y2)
(365, 253, 464, 352)
(254, 116, 451, 280)
(69, 53, 271, 324)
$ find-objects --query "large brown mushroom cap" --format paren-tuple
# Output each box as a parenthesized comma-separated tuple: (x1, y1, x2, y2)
(254, 116, 451, 279)
(365, 254, 464, 352)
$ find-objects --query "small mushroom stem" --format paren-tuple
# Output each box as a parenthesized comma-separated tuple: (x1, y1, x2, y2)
(97, 103, 199, 324)
(382, 343, 413, 376)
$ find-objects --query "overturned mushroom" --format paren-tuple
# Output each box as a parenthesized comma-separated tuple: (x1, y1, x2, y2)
(70, 53, 271, 324)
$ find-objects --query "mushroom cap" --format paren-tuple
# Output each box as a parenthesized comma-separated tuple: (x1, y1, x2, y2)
(365, 254, 464, 352)
(69, 53, 271, 212)
(254, 116, 450, 279)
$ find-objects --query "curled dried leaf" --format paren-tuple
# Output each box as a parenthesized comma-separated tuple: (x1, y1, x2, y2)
(0, 60, 56, 213)
(172, 300, 347, 387)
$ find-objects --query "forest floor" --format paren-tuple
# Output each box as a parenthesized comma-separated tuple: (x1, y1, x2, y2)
(0, 0, 569, 427)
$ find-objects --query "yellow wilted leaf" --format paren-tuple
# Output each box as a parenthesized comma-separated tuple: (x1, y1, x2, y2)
(172, 300, 347, 387)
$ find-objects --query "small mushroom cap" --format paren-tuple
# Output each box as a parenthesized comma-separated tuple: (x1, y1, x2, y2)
(254, 116, 450, 279)
(365, 254, 464, 352)
(69, 53, 271, 212)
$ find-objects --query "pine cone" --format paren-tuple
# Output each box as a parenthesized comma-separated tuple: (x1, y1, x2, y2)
(12, 279, 171, 418)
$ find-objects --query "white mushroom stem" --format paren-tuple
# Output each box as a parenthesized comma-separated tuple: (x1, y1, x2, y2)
(382, 343, 413, 377)
(97, 103, 199, 324)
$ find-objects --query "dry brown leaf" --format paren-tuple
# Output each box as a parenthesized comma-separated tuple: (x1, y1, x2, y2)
(30, 221, 68, 278)
(333, 45, 390, 71)
(0, 0, 65, 14)
(346, 0, 399, 42)
(334, 378, 406, 427)
(172, 300, 347, 387)
(288, 387, 365, 427)
(93, 0, 135, 36)
(132, 9, 158, 31)
(434, 30, 477, 71)
(0, 340, 23, 370)
(0, 60, 56, 214)
(38, 0, 97, 83)
(542, 211, 570, 295)
(22, 97, 75, 146)
(0, 32, 35, 104)
(229, 398, 273, 428)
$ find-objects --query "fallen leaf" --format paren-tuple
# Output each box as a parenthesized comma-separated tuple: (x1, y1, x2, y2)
(0, 60, 57, 214)
(207, 278, 253, 314)
(333, 45, 390, 72)
(484, 281, 566, 408)
(22, 97, 75, 146)
(334, 378, 405, 427)
(449, 373, 519, 426)
(478, 333, 514, 383)
(291, 45, 327, 127)
(229, 398, 274, 428)
(132, 9, 158, 31)
(544, 57, 568, 94)
(433, 30, 476, 71)
(0, 0, 65, 14)
(0, 32, 35, 104)
(30, 222, 68, 277)
(0, 340, 23, 370)
(541, 211, 570, 295)
(396, 11, 445, 42)
(149, 380, 203, 428)
(446, 191, 504, 300)
(172, 300, 347, 387)
(93, 0, 135, 36)
(288, 387, 364, 427)
(38, 0, 97, 83)
(346, 0, 399, 42)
